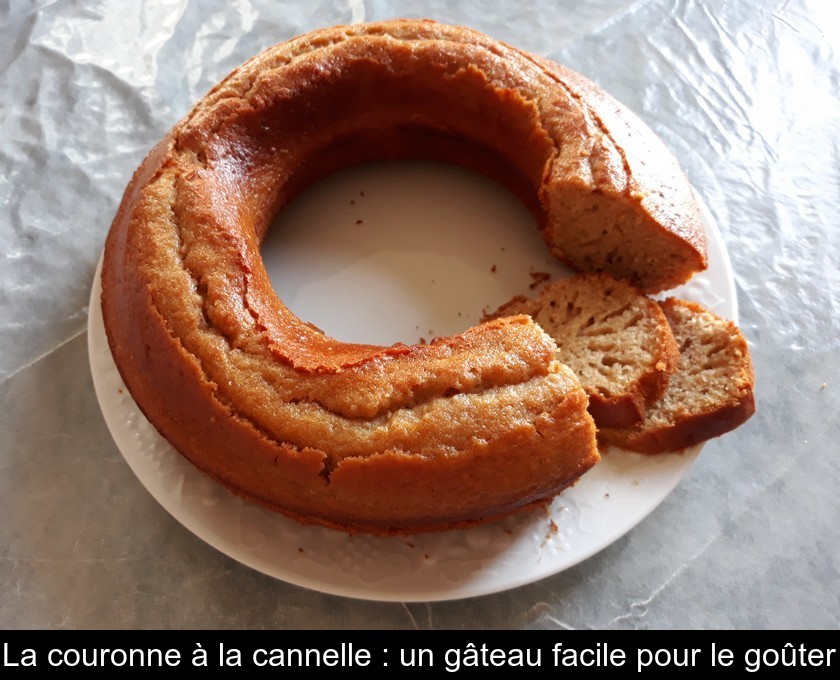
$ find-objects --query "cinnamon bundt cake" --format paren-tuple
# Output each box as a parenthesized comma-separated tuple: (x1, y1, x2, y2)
(101, 19, 709, 533)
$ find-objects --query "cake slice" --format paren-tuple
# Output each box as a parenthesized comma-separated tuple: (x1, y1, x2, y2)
(598, 298, 755, 453)
(485, 274, 679, 428)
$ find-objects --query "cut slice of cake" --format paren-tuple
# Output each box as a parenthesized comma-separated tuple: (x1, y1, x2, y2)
(598, 298, 755, 453)
(486, 274, 679, 428)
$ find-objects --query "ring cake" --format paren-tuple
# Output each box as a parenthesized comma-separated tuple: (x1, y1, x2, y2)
(101, 19, 708, 534)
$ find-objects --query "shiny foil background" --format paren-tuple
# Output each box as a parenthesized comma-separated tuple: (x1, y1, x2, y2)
(1, 1, 838, 628)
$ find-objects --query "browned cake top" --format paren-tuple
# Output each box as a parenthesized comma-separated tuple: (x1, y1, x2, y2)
(99, 19, 711, 531)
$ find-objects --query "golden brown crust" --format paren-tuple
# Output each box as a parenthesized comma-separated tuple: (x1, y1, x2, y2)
(101, 19, 709, 533)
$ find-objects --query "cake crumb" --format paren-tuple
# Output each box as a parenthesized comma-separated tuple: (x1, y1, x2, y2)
(542, 519, 561, 545)
(298, 547, 304, 553)
(529, 270, 551, 289)
(424, 553, 429, 559)
(355, 219, 363, 224)
(405, 542, 415, 549)
(820, 382, 827, 390)
(491, 264, 497, 273)
(418, 337, 427, 344)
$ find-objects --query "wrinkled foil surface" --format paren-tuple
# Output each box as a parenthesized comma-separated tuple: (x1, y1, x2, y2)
(1, 0, 838, 628)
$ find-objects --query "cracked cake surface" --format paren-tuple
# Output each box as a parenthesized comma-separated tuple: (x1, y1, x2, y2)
(101, 19, 708, 533)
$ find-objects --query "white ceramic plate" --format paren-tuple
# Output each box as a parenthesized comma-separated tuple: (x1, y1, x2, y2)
(88, 161, 735, 602)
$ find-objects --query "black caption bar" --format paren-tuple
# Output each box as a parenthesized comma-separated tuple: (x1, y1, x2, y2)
(2, 631, 837, 674)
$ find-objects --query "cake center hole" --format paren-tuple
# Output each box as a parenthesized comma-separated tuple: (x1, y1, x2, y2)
(262, 160, 571, 346)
